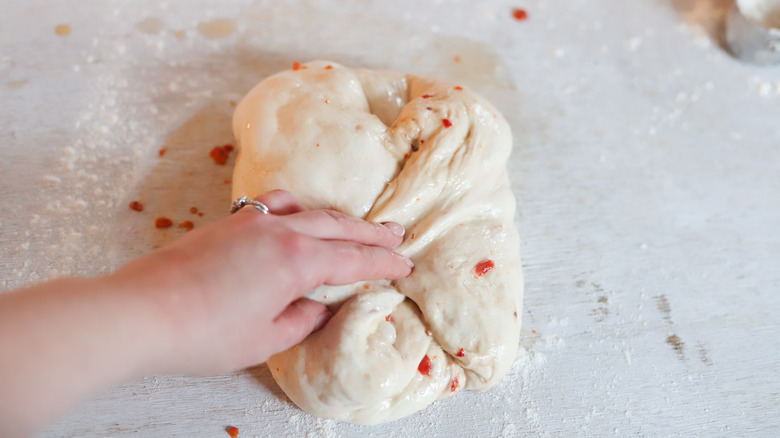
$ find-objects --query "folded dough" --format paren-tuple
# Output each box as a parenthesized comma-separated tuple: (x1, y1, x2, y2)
(232, 61, 523, 424)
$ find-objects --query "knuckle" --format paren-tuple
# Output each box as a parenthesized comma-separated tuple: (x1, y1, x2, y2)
(280, 231, 309, 255)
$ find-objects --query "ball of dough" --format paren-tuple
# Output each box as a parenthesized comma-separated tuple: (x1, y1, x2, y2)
(232, 61, 523, 424)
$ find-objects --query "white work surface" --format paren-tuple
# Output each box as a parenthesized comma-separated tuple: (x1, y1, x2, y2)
(2, 0, 779, 436)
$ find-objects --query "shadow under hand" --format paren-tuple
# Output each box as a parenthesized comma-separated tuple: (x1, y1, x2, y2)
(669, 0, 736, 48)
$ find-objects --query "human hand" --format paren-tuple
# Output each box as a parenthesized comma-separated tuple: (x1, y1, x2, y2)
(112, 190, 412, 376)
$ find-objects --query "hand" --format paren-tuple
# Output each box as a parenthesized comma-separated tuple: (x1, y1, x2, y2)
(112, 190, 413, 376)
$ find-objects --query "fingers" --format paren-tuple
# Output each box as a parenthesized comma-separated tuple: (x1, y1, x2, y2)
(254, 190, 305, 215)
(311, 240, 413, 286)
(272, 298, 331, 352)
(285, 210, 405, 249)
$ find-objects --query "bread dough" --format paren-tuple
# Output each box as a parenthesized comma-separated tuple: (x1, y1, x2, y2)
(232, 61, 523, 424)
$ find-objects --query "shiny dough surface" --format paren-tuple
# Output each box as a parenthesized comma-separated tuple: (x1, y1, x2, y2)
(232, 61, 523, 424)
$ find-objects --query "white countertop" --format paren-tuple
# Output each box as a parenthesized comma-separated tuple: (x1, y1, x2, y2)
(1, 0, 779, 436)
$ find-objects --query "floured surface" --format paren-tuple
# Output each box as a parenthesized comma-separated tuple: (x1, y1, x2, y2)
(1, 0, 779, 436)
(232, 62, 522, 423)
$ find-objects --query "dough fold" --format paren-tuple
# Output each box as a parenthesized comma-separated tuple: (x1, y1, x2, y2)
(232, 61, 523, 424)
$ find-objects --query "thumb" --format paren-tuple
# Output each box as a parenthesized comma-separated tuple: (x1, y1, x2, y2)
(271, 298, 331, 353)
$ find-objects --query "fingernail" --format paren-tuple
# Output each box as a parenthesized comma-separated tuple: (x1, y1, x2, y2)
(382, 222, 405, 237)
(314, 311, 332, 332)
(402, 255, 414, 268)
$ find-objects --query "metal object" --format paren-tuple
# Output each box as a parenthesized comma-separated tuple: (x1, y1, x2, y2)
(230, 196, 270, 214)
(726, 0, 780, 65)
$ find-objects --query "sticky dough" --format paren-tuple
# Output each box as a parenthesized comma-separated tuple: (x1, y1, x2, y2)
(232, 61, 523, 424)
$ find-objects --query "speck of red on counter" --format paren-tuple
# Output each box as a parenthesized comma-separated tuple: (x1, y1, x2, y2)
(226, 426, 239, 438)
(453, 56, 461, 63)
(198, 212, 204, 217)
(512, 8, 528, 21)
(454, 86, 463, 91)
(442, 118, 453, 128)
(210, 145, 233, 165)
(292, 61, 301, 71)
(190, 206, 198, 214)
(178, 220, 194, 232)
(158, 148, 167, 157)
(129, 201, 144, 212)
(418, 354, 433, 376)
(223, 179, 231, 184)
(155, 217, 173, 229)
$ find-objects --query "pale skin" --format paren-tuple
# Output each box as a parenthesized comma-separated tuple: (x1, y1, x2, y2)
(0, 190, 413, 438)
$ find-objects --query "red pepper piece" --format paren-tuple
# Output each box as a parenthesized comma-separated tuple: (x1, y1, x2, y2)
(418, 354, 432, 376)
(129, 201, 143, 212)
(210, 146, 230, 165)
(513, 8, 528, 21)
(155, 217, 173, 229)
(442, 118, 453, 128)
(292, 61, 301, 71)
(475, 259, 495, 277)
(450, 376, 459, 392)
(456, 348, 465, 357)
(226, 426, 239, 438)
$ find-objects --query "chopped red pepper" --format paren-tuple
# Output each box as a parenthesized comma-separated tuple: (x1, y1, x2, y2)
(292, 61, 301, 71)
(425, 328, 432, 336)
(158, 148, 167, 157)
(421, 94, 433, 99)
(512, 8, 528, 21)
(442, 118, 453, 128)
(325, 65, 333, 70)
(475, 259, 495, 277)
(226, 426, 239, 438)
(385, 315, 393, 322)
(190, 206, 198, 214)
(210, 145, 232, 165)
(178, 220, 194, 232)
(450, 376, 459, 392)
(454, 86, 463, 91)
(155, 217, 173, 229)
(418, 354, 432, 376)
(198, 212, 204, 217)
(456, 348, 465, 357)
(363, 284, 370, 289)
(129, 201, 143, 212)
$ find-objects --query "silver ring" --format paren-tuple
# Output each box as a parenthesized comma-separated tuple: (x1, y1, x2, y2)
(230, 196, 270, 214)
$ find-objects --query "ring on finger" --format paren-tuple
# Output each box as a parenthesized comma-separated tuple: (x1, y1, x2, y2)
(230, 196, 270, 214)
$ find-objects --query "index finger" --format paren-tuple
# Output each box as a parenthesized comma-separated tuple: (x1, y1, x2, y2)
(284, 209, 405, 249)
(306, 239, 414, 287)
